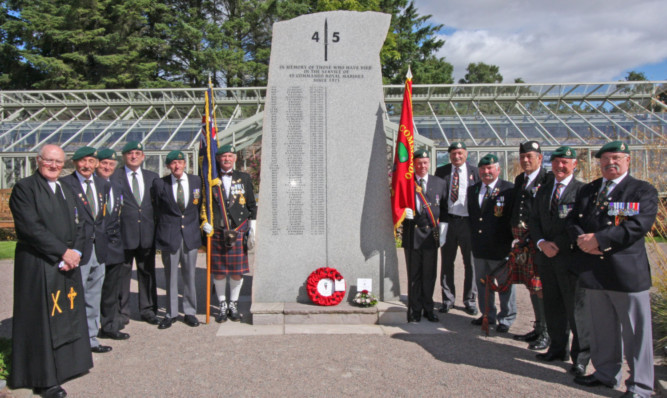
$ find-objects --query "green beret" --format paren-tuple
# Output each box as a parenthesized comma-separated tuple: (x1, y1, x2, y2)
(72, 146, 98, 161)
(595, 141, 630, 158)
(122, 141, 144, 154)
(165, 150, 185, 164)
(550, 146, 577, 161)
(216, 144, 236, 156)
(519, 141, 541, 154)
(478, 153, 499, 167)
(414, 149, 429, 159)
(448, 142, 467, 152)
(97, 148, 117, 161)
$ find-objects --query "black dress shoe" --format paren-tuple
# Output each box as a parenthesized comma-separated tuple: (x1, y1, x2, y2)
(569, 364, 586, 376)
(141, 314, 159, 325)
(536, 350, 566, 362)
(91, 345, 112, 353)
(464, 306, 479, 316)
(215, 309, 228, 323)
(183, 315, 200, 327)
(158, 317, 173, 329)
(620, 391, 642, 398)
(573, 374, 613, 388)
(98, 330, 130, 340)
(423, 311, 439, 322)
(513, 329, 539, 342)
(528, 332, 550, 350)
(496, 324, 510, 333)
(228, 301, 241, 322)
(438, 304, 451, 313)
(408, 315, 421, 323)
(34, 385, 67, 398)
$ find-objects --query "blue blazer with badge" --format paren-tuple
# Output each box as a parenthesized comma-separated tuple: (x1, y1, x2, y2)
(111, 167, 159, 250)
(401, 174, 447, 250)
(434, 162, 480, 217)
(467, 179, 515, 260)
(567, 175, 657, 292)
(153, 173, 203, 253)
(60, 172, 111, 265)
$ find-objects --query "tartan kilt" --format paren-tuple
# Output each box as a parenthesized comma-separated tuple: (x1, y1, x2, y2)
(210, 221, 249, 276)
(508, 226, 542, 292)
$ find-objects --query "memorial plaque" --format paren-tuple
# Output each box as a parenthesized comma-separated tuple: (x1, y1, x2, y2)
(254, 11, 399, 303)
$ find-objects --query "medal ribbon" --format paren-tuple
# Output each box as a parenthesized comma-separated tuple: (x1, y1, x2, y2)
(216, 185, 247, 232)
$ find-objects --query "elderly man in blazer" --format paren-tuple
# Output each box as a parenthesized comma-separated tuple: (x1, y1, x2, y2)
(434, 142, 480, 316)
(402, 149, 447, 323)
(153, 150, 203, 329)
(529, 146, 588, 374)
(112, 141, 160, 325)
(468, 153, 516, 333)
(568, 141, 657, 398)
(61, 146, 114, 354)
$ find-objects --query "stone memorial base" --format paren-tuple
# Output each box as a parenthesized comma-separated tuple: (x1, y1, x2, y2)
(250, 301, 407, 326)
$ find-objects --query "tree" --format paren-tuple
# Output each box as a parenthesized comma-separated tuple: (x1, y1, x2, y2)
(459, 62, 503, 84)
(625, 71, 647, 81)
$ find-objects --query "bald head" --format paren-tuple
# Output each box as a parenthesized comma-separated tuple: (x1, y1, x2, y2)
(37, 144, 66, 181)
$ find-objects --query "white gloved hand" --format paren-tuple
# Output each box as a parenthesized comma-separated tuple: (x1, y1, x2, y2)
(248, 220, 256, 250)
(203, 223, 213, 234)
(405, 208, 414, 220)
(438, 222, 448, 247)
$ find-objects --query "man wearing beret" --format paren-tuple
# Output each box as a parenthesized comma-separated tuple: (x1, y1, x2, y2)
(153, 150, 203, 329)
(112, 141, 160, 325)
(508, 141, 551, 349)
(402, 149, 447, 322)
(61, 146, 114, 353)
(529, 146, 589, 373)
(568, 141, 657, 397)
(468, 153, 516, 333)
(202, 145, 257, 322)
(435, 142, 480, 316)
(95, 148, 130, 341)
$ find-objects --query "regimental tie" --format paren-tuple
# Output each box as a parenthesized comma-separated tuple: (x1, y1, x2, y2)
(85, 180, 96, 217)
(481, 184, 491, 210)
(131, 172, 141, 204)
(451, 167, 460, 202)
(596, 180, 613, 206)
(521, 174, 529, 190)
(551, 182, 563, 215)
(176, 178, 186, 212)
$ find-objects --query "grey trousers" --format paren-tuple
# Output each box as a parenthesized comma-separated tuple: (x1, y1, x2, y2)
(587, 289, 653, 397)
(473, 256, 516, 327)
(79, 250, 105, 348)
(161, 240, 198, 319)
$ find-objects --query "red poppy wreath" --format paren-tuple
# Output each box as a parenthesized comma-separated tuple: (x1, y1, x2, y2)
(306, 267, 346, 306)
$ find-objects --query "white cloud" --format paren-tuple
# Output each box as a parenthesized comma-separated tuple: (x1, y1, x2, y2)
(414, 0, 667, 82)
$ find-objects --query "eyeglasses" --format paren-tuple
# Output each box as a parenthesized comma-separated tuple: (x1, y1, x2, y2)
(40, 158, 65, 166)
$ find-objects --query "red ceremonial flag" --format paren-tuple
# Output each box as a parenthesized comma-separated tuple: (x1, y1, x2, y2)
(391, 69, 416, 234)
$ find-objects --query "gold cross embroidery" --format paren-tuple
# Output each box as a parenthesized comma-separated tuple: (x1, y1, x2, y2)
(67, 286, 77, 309)
(51, 290, 62, 316)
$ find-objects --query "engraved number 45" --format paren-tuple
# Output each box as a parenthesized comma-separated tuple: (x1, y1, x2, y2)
(311, 31, 340, 42)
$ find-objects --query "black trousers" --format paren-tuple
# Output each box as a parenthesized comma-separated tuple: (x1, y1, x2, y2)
(119, 247, 158, 319)
(100, 262, 122, 333)
(405, 247, 438, 315)
(440, 215, 477, 309)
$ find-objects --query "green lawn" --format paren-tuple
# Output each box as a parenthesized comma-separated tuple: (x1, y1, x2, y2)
(0, 241, 16, 259)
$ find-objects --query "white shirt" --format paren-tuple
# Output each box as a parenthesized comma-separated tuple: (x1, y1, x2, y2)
(75, 171, 98, 214)
(171, 173, 190, 205)
(415, 174, 429, 211)
(221, 169, 233, 196)
(448, 163, 469, 216)
(551, 174, 574, 199)
(125, 166, 144, 202)
(524, 168, 541, 189)
(478, 179, 498, 207)
(601, 172, 628, 197)
(48, 181, 65, 198)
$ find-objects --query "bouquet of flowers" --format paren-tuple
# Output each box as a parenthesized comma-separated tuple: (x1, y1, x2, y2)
(353, 290, 378, 307)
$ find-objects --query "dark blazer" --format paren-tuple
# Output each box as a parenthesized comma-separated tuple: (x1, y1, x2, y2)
(103, 178, 125, 265)
(401, 174, 446, 250)
(153, 173, 203, 253)
(529, 176, 584, 268)
(60, 172, 111, 265)
(434, 162, 480, 217)
(111, 167, 159, 250)
(567, 175, 657, 292)
(211, 170, 257, 230)
(467, 179, 515, 260)
(510, 167, 551, 233)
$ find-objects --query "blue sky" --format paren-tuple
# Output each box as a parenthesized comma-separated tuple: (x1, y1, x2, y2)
(414, 0, 667, 83)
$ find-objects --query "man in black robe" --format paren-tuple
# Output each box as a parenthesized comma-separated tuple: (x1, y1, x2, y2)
(9, 144, 92, 398)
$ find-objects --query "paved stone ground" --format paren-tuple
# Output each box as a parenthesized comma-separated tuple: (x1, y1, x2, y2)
(0, 248, 663, 397)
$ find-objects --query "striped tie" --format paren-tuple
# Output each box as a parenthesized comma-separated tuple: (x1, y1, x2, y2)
(550, 183, 563, 215)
